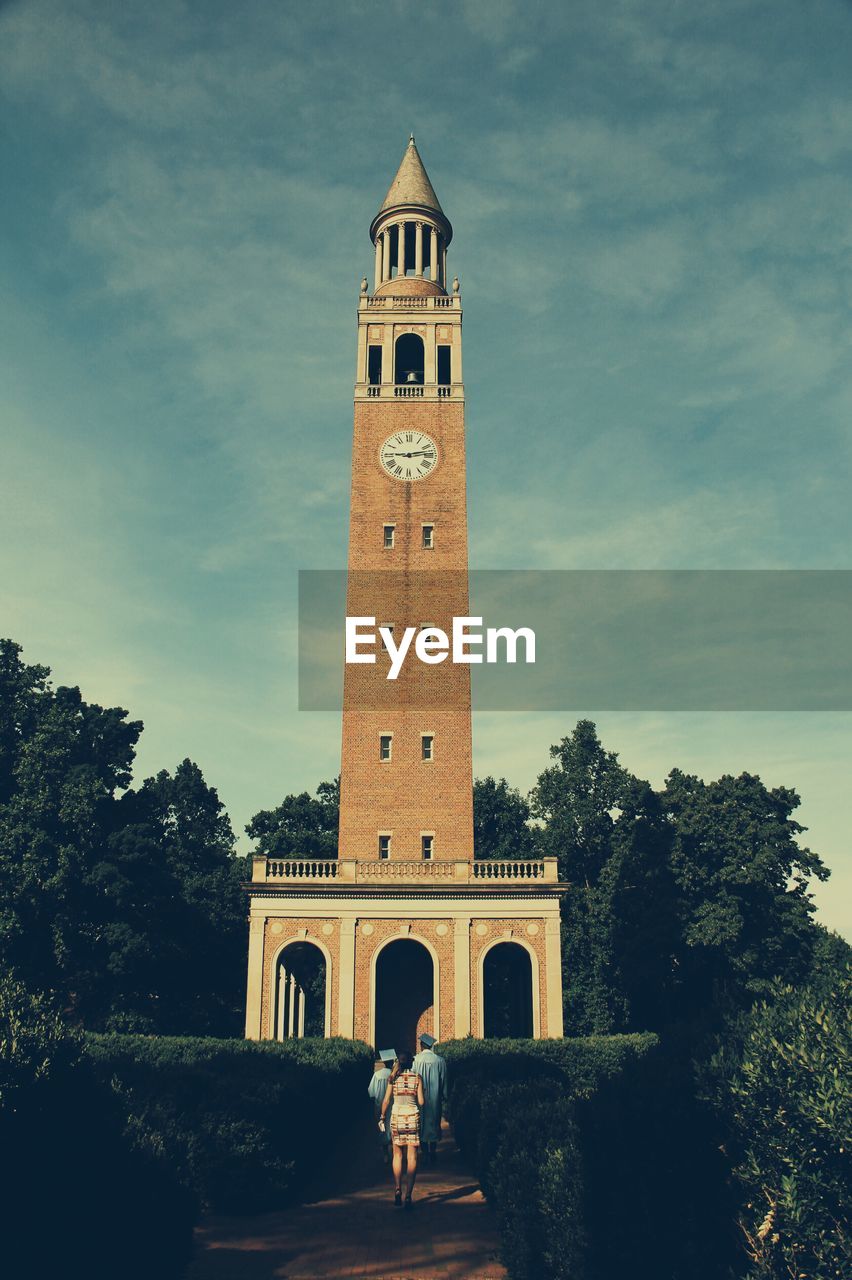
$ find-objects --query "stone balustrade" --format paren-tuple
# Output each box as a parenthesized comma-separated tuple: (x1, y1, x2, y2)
(254, 856, 559, 886)
(362, 295, 459, 310)
(357, 382, 463, 401)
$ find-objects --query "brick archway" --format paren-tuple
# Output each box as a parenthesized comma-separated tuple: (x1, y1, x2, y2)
(477, 937, 540, 1039)
(369, 933, 440, 1054)
(270, 936, 333, 1038)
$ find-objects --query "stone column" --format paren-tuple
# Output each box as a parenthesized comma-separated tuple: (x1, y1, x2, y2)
(544, 915, 564, 1038)
(424, 324, 436, 385)
(442, 246, 448, 288)
(453, 917, 472, 1037)
(276, 965, 287, 1041)
(356, 318, 367, 385)
(381, 228, 391, 283)
(397, 222, 406, 277)
(338, 917, 357, 1036)
(452, 321, 463, 385)
(430, 227, 439, 283)
(287, 972, 297, 1038)
(382, 324, 393, 385)
(244, 915, 265, 1040)
(297, 987, 306, 1038)
(415, 222, 424, 278)
(374, 236, 382, 291)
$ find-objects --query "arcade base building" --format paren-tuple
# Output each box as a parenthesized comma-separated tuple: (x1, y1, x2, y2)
(245, 139, 565, 1052)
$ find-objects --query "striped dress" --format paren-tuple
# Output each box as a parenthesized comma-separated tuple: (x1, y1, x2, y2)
(389, 1070, 421, 1147)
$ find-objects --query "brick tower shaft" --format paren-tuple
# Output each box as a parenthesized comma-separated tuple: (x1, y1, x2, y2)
(338, 137, 473, 862)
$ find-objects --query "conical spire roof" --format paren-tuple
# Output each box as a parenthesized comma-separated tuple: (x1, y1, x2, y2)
(377, 135, 444, 219)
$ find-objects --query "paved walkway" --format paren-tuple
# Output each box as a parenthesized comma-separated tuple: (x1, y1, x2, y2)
(187, 1122, 506, 1280)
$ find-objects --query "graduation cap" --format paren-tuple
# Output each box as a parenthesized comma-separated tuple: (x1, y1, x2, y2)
(419, 1033, 437, 1049)
(379, 1048, 396, 1064)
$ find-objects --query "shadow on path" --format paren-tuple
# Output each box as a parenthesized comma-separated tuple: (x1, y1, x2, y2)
(187, 1119, 506, 1280)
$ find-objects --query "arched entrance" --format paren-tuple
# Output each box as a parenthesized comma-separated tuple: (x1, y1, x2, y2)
(373, 938, 435, 1055)
(394, 333, 425, 384)
(482, 941, 534, 1039)
(274, 940, 329, 1039)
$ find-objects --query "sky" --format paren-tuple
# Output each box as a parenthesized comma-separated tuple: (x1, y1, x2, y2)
(1, 0, 850, 936)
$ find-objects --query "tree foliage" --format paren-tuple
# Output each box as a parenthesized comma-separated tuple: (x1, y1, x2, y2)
(530, 721, 680, 1035)
(473, 775, 536, 859)
(705, 964, 851, 1280)
(246, 777, 340, 858)
(663, 768, 828, 1011)
(529, 720, 829, 1036)
(0, 639, 246, 1034)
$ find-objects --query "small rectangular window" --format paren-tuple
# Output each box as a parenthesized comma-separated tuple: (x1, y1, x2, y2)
(437, 346, 451, 386)
(378, 834, 391, 860)
(383, 524, 395, 549)
(422, 734, 434, 761)
(421, 834, 434, 860)
(422, 524, 434, 549)
(368, 345, 382, 385)
(379, 734, 392, 761)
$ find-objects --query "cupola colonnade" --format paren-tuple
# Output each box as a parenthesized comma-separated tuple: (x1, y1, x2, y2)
(372, 217, 448, 290)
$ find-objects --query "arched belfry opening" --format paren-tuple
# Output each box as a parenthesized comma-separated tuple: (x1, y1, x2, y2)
(274, 941, 328, 1039)
(374, 938, 434, 1055)
(483, 942, 534, 1039)
(394, 332, 425, 385)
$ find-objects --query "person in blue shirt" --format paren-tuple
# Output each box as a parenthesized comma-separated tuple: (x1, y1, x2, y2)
(412, 1033, 448, 1164)
(368, 1049, 394, 1163)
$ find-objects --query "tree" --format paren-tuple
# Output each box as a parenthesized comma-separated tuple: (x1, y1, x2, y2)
(529, 721, 626, 1034)
(0, 639, 247, 1035)
(127, 760, 246, 1034)
(663, 769, 828, 1016)
(246, 778, 340, 859)
(705, 969, 851, 1279)
(0, 641, 143, 1016)
(599, 777, 680, 1033)
(473, 776, 535, 859)
(530, 719, 629, 886)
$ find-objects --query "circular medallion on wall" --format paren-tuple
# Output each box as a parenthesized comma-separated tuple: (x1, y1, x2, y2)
(435, 923, 449, 937)
(526, 923, 540, 937)
(361, 922, 375, 936)
(475, 922, 488, 937)
(270, 921, 284, 935)
(322, 922, 334, 936)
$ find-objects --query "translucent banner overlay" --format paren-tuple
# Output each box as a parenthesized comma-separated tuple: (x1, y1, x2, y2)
(298, 570, 852, 711)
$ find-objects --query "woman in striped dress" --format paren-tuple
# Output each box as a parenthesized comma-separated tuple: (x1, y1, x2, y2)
(380, 1051, 425, 1209)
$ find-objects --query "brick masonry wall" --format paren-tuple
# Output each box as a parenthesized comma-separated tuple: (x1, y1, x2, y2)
(339, 398, 474, 861)
(261, 918, 341, 1040)
(373, 277, 445, 298)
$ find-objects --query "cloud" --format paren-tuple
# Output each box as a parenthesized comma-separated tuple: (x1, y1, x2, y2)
(1, 0, 850, 937)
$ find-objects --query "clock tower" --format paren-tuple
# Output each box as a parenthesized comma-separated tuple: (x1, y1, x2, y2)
(245, 139, 565, 1049)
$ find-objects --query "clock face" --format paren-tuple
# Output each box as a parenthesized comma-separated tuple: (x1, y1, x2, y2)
(379, 431, 439, 482)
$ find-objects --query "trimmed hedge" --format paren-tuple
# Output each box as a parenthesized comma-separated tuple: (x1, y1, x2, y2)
(1, 980, 194, 1280)
(442, 1034, 734, 1280)
(85, 1033, 373, 1214)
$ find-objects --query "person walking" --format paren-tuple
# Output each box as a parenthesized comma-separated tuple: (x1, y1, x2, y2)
(380, 1050, 425, 1209)
(368, 1049, 394, 1163)
(412, 1032, 448, 1163)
